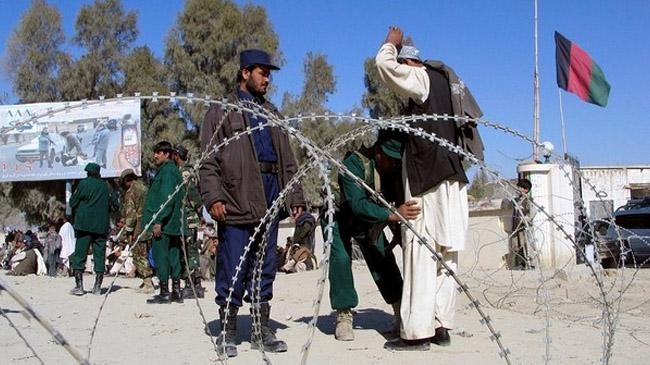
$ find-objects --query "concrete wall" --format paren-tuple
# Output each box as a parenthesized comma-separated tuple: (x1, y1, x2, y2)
(278, 209, 513, 271)
(461, 208, 511, 270)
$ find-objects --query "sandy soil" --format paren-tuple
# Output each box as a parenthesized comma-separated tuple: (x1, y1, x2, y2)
(1, 263, 650, 365)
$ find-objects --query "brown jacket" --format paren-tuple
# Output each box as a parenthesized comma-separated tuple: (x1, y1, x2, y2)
(199, 89, 305, 225)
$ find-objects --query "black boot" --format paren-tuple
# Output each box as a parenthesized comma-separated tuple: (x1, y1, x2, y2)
(92, 273, 104, 295)
(430, 327, 451, 346)
(146, 280, 171, 304)
(182, 276, 205, 299)
(170, 280, 184, 303)
(384, 338, 430, 352)
(69, 270, 84, 296)
(217, 306, 238, 357)
(251, 302, 287, 352)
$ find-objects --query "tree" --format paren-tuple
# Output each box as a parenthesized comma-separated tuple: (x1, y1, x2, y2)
(361, 58, 408, 119)
(1, 0, 68, 224)
(4, 0, 67, 103)
(282, 53, 373, 207)
(281, 52, 335, 115)
(58, 0, 138, 100)
(280, 53, 335, 206)
(122, 46, 183, 176)
(165, 0, 281, 135)
(361, 37, 415, 119)
(468, 169, 493, 200)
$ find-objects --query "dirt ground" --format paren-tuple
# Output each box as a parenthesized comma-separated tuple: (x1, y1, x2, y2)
(1, 263, 649, 365)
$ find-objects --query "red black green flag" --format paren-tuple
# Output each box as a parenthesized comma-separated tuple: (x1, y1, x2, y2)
(555, 31, 610, 107)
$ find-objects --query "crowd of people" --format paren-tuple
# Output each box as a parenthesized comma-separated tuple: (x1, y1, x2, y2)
(3, 25, 487, 357)
(0, 217, 220, 283)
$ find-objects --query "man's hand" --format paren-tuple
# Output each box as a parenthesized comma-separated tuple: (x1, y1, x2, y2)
(209, 201, 227, 222)
(291, 205, 304, 219)
(385, 25, 403, 49)
(152, 223, 162, 238)
(389, 199, 421, 222)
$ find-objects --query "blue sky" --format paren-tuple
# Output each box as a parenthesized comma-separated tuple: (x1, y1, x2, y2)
(1, 0, 649, 177)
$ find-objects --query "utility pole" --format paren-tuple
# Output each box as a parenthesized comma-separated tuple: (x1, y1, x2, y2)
(533, 0, 541, 161)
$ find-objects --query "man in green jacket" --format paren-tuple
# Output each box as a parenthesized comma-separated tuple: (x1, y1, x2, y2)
(142, 141, 185, 304)
(69, 162, 110, 296)
(328, 141, 420, 341)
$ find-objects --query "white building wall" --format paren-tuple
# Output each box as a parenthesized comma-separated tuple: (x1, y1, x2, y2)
(580, 166, 650, 218)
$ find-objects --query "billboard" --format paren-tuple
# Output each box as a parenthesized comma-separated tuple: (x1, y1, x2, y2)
(0, 100, 141, 182)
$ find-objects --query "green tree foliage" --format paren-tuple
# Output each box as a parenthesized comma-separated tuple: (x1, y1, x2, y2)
(122, 46, 183, 175)
(1, 0, 68, 224)
(58, 0, 138, 100)
(281, 53, 336, 206)
(361, 37, 415, 118)
(165, 0, 281, 136)
(361, 58, 408, 119)
(281, 52, 335, 115)
(4, 0, 66, 103)
(282, 53, 372, 207)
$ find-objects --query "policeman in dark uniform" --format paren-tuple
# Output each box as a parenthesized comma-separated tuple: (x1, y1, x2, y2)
(199, 49, 305, 357)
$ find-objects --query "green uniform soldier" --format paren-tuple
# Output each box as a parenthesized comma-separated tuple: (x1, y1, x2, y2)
(69, 162, 110, 296)
(327, 141, 420, 341)
(143, 141, 186, 304)
(120, 168, 154, 293)
(172, 144, 205, 299)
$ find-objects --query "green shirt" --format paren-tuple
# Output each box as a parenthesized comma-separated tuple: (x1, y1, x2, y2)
(70, 175, 110, 235)
(143, 160, 186, 236)
(338, 152, 390, 235)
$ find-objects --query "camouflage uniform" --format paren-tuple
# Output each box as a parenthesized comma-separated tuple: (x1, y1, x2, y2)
(122, 179, 153, 279)
(180, 166, 203, 283)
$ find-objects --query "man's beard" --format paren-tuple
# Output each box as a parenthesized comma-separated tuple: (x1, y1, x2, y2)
(246, 79, 267, 99)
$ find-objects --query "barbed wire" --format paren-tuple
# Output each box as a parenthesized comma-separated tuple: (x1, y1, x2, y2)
(0, 302, 45, 365)
(1, 93, 646, 364)
(0, 277, 90, 364)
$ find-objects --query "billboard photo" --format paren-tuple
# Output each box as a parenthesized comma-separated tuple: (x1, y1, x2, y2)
(0, 99, 141, 182)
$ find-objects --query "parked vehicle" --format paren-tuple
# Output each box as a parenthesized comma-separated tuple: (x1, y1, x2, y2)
(596, 198, 650, 268)
(15, 133, 67, 163)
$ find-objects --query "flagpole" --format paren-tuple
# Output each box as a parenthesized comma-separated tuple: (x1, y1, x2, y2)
(533, 0, 541, 161)
(558, 89, 568, 158)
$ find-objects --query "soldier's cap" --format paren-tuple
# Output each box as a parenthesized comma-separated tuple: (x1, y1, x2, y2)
(397, 45, 422, 62)
(84, 162, 101, 174)
(120, 168, 137, 181)
(173, 144, 189, 161)
(240, 49, 280, 70)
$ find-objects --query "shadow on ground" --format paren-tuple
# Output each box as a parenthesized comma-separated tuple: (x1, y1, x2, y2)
(292, 308, 394, 338)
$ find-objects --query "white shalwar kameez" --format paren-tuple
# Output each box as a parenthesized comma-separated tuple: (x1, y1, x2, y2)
(58, 221, 76, 270)
(376, 43, 468, 340)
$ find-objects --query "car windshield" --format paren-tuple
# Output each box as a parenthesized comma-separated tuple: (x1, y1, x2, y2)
(614, 213, 650, 230)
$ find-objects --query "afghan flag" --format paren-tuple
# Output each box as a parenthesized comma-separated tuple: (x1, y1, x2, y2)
(555, 31, 610, 107)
